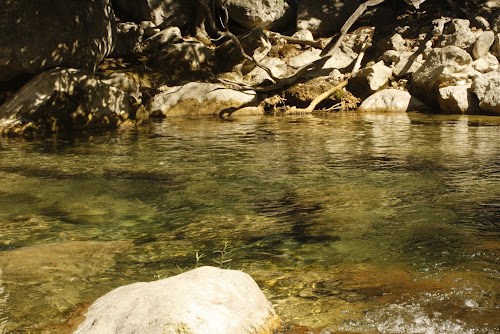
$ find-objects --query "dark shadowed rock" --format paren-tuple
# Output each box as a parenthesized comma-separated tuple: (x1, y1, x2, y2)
(297, 0, 360, 38)
(0, 68, 148, 136)
(111, 0, 195, 29)
(0, 0, 115, 82)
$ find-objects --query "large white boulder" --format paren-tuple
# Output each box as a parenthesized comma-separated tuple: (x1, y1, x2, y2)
(472, 69, 500, 114)
(411, 46, 474, 107)
(358, 89, 428, 112)
(75, 266, 281, 334)
(472, 31, 495, 60)
(149, 82, 259, 116)
(0, 68, 147, 136)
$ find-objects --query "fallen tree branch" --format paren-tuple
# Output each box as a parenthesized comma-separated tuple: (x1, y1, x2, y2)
(266, 31, 326, 49)
(254, 0, 386, 92)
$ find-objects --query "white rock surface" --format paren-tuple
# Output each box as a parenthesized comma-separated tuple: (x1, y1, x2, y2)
(75, 266, 281, 334)
(149, 82, 258, 116)
(438, 84, 480, 113)
(472, 31, 495, 60)
(472, 69, 500, 114)
(358, 89, 428, 112)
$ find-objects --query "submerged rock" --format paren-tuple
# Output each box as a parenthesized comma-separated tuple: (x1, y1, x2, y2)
(0, 68, 148, 136)
(149, 82, 259, 116)
(75, 266, 282, 334)
(0, 0, 115, 82)
(358, 89, 428, 112)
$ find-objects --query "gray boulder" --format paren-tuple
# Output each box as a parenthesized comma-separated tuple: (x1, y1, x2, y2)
(472, 31, 495, 60)
(358, 89, 428, 112)
(149, 82, 258, 116)
(223, 0, 293, 30)
(348, 61, 392, 98)
(111, 0, 195, 29)
(438, 84, 480, 114)
(472, 69, 500, 114)
(436, 19, 476, 50)
(411, 46, 474, 107)
(0, 68, 147, 136)
(297, 0, 360, 38)
(74, 266, 281, 334)
(0, 0, 115, 82)
(381, 50, 424, 77)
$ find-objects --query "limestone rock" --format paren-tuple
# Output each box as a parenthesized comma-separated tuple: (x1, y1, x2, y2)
(492, 34, 500, 58)
(297, 0, 360, 38)
(438, 84, 480, 114)
(149, 41, 214, 72)
(349, 61, 393, 98)
(112, 0, 195, 29)
(472, 31, 495, 60)
(472, 52, 499, 73)
(141, 27, 183, 53)
(74, 266, 281, 334)
(472, 69, 500, 114)
(411, 46, 474, 107)
(0, 0, 115, 82)
(0, 68, 147, 136)
(243, 57, 291, 85)
(149, 82, 258, 116)
(223, 0, 292, 30)
(381, 50, 424, 77)
(358, 89, 428, 112)
(436, 19, 476, 50)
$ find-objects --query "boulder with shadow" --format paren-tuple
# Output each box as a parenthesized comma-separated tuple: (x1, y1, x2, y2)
(0, 0, 115, 82)
(0, 68, 148, 136)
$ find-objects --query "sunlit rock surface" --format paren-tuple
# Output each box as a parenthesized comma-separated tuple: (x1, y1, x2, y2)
(0, 0, 115, 82)
(149, 82, 259, 117)
(75, 266, 282, 334)
(358, 89, 428, 112)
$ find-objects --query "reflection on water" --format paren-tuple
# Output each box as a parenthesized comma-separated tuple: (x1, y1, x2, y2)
(0, 113, 499, 333)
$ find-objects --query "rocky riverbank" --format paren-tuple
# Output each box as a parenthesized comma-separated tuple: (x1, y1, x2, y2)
(0, 0, 499, 137)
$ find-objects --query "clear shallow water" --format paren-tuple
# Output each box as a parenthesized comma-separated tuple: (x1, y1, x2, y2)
(0, 113, 499, 333)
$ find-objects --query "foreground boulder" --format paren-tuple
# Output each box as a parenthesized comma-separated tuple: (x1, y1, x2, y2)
(358, 89, 429, 112)
(75, 266, 282, 334)
(149, 82, 259, 116)
(0, 68, 147, 136)
(0, 0, 115, 82)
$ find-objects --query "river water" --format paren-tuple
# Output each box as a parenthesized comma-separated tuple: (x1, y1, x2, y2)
(0, 113, 499, 333)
